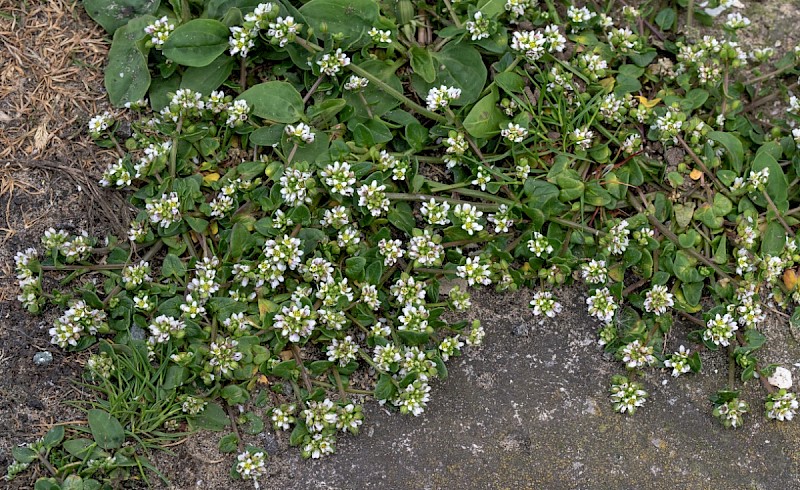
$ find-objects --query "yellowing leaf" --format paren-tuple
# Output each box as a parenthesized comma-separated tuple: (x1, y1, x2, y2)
(634, 96, 661, 109)
(203, 172, 220, 185)
(599, 77, 615, 92)
(784, 269, 798, 291)
(258, 298, 278, 319)
(689, 168, 703, 180)
(209, 222, 218, 235)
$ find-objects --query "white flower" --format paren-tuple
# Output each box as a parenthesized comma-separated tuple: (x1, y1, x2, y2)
(664, 345, 692, 377)
(643, 284, 674, 315)
(580, 259, 607, 284)
(465, 11, 490, 40)
(357, 181, 389, 217)
(586, 287, 617, 324)
(529, 291, 562, 318)
(620, 340, 655, 369)
(317, 48, 350, 76)
(425, 85, 461, 111)
(527, 231, 553, 257)
(703, 313, 738, 347)
(229, 26, 255, 57)
(284, 122, 315, 143)
(144, 16, 175, 48)
(501, 122, 528, 143)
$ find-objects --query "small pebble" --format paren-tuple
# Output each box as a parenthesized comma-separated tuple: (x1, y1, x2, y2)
(33, 351, 53, 366)
(130, 325, 146, 341)
(511, 323, 530, 337)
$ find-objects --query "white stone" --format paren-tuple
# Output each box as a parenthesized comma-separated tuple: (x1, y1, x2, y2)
(768, 366, 793, 389)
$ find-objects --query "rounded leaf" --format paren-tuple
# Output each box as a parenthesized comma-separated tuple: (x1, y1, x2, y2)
(237, 81, 304, 123)
(163, 19, 230, 67)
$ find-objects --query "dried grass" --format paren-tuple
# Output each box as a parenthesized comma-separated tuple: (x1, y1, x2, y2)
(0, 0, 110, 160)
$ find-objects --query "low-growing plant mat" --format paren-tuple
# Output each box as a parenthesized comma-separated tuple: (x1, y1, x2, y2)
(3, 0, 800, 489)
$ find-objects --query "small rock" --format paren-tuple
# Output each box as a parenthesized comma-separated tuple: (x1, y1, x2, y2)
(33, 351, 53, 366)
(768, 366, 793, 389)
(130, 325, 146, 341)
(261, 431, 280, 454)
(511, 323, 530, 337)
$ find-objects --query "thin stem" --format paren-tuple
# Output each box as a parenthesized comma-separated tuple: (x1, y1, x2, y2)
(290, 344, 313, 392)
(303, 74, 326, 103)
(549, 216, 603, 236)
(332, 368, 347, 400)
(762, 189, 795, 236)
(442, 0, 462, 27)
(727, 345, 736, 391)
(442, 233, 512, 248)
(677, 135, 733, 201)
(347, 64, 448, 123)
(630, 191, 734, 282)
(358, 92, 374, 118)
(226, 404, 245, 452)
(286, 143, 299, 165)
(239, 58, 247, 92)
(169, 116, 184, 182)
(677, 310, 705, 327)
(37, 451, 59, 479)
(385, 192, 500, 211)
(41, 263, 125, 271)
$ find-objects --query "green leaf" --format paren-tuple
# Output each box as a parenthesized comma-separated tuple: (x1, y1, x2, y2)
(42, 425, 65, 448)
(228, 222, 250, 259)
(345, 256, 367, 282)
(681, 281, 703, 307)
(190, 402, 229, 431)
(365, 260, 383, 285)
(203, 0, 263, 19)
(410, 46, 436, 83)
(655, 7, 677, 31)
(148, 74, 181, 111)
(180, 54, 236, 95)
(463, 89, 506, 138)
(238, 81, 304, 123)
(707, 132, 744, 173)
(185, 215, 209, 233)
(344, 60, 403, 118)
(62, 438, 96, 459)
(374, 374, 396, 401)
(271, 360, 299, 380)
(289, 420, 308, 446)
(672, 251, 703, 283)
(83, 0, 160, 34)
(388, 204, 416, 235)
(12, 446, 37, 463)
(162, 253, 186, 278)
(761, 221, 786, 256)
(299, 0, 379, 49)
(494, 71, 525, 94)
(35, 479, 61, 490)
(104, 17, 154, 107)
(218, 433, 239, 453)
(250, 125, 285, 146)
(412, 42, 487, 106)
(242, 412, 265, 434)
(221, 384, 249, 404)
(162, 19, 230, 67)
(62, 475, 85, 490)
(751, 148, 789, 212)
(681, 89, 708, 111)
(87, 409, 125, 449)
(162, 365, 187, 390)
